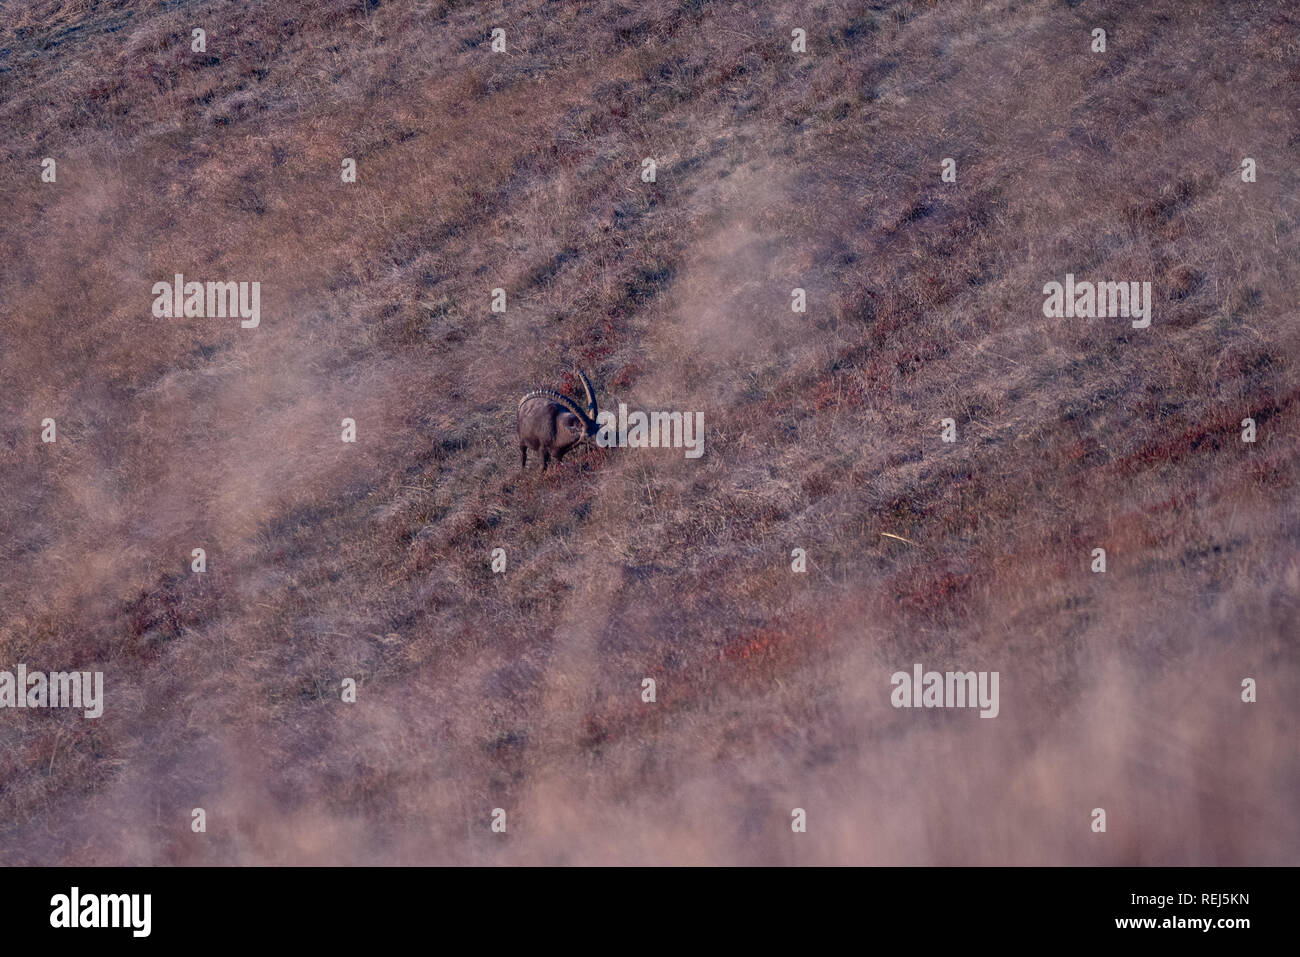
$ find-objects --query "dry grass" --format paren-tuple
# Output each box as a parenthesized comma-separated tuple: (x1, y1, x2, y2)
(0, 0, 1297, 864)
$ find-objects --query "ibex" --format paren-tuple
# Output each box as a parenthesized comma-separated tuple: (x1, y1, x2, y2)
(517, 367, 600, 470)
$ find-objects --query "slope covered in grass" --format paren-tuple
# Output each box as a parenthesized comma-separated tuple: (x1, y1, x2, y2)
(0, 0, 1297, 863)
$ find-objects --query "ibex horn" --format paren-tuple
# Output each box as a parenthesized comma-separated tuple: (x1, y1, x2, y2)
(575, 366, 597, 420)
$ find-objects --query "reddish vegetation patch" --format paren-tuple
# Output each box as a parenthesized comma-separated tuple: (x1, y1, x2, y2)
(893, 564, 974, 619)
(1110, 388, 1300, 477)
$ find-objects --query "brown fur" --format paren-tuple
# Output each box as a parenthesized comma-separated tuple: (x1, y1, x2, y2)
(517, 378, 598, 470)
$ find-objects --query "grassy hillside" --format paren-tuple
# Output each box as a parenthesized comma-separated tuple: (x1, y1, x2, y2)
(0, 0, 1297, 864)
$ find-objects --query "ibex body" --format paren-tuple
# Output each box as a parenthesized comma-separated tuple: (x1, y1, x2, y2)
(517, 369, 599, 470)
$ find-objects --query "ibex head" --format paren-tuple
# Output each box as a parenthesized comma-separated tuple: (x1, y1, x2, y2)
(516, 366, 601, 471)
